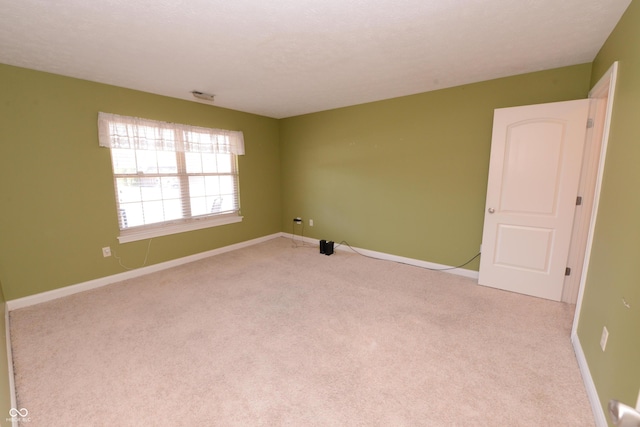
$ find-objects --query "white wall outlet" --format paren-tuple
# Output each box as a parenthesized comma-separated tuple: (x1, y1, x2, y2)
(102, 246, 111, 258)
(309, 219, 314, 226)
(600, 326, 609, 351)
(636, 387, 640, 411)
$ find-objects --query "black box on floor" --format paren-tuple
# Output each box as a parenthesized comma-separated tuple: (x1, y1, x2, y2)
(324, 241, 334, 256)
(319, 240, 334, 255)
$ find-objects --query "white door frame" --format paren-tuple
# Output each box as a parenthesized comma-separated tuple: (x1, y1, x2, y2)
(561, 74, 612, 303)
(571, 62, 619, 326)
(569, 61, 619, 427)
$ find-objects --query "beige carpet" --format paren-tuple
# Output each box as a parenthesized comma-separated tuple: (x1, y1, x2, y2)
(9, 237, 593, 426)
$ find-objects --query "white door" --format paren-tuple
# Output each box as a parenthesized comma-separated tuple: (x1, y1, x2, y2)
(478, 99, 590, 301)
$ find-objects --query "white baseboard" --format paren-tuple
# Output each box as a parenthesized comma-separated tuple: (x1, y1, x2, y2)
(282, 233, 480, 280)
(572, 332, 607, 426)
(7, 232, 479, 311)
(5, 303, 17, 427)
(7, 233, 283, 311)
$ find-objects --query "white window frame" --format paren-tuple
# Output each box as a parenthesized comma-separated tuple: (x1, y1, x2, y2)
(98, 112, 245, 243)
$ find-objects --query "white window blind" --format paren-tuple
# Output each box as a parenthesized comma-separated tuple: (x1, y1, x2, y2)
(98, 112, 245, 243)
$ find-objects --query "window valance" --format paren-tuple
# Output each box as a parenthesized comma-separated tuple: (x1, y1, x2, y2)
(98, 112, 245, 155)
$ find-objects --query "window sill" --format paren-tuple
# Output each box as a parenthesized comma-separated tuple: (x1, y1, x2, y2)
(117, 214, 243, 243)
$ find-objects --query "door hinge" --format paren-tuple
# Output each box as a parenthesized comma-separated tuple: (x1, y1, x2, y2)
(576, 196, 583, 206)
(565, 267, 571, 276)
(587, 118, 594, 128)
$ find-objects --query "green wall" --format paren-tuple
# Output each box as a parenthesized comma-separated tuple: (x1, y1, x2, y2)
(279, 64, 592, 269)
(577, 0, 640, 423)
(0, 64, 282, 301)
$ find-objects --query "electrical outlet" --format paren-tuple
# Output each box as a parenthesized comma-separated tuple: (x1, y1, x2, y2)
(293, 217, 302, 224)
(636, 387, 640, 411)
(102, 246, 111, 258)
(309, 219, 314, 227)
(600, 326, 609, 351)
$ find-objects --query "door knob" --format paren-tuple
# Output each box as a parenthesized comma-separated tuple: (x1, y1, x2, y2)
(609, 400, 640, 426)
(488, 208, 495, 214)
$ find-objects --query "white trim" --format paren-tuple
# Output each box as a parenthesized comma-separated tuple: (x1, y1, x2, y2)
(118, 214, 243, 244)
(572, 332, 607, 426)
(573, 61, 618, 335)
(7, 231, 479, 310)
(5, 303, 17, 427)
(7, 233, 281, 311)
(282, 233, 480, 280)
(562, 98, 604, 303)
(568, 62, 617, 427)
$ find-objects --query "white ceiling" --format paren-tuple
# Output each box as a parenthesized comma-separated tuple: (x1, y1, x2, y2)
(0, 0, 632, 119)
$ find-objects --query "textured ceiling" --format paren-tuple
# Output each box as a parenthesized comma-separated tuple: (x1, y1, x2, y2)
(0, 0, 632, 118)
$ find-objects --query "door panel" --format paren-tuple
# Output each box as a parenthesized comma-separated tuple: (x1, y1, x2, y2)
(478, 99, 590, 301)
(500, 121, 564, 214)
(494, 225, 553, 272)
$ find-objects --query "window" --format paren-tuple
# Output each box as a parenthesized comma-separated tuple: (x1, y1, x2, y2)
(98, 112, 245, 243)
